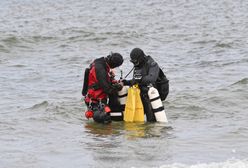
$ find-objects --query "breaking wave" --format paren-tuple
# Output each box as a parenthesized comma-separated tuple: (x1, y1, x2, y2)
(231, 78, 248, 86)
(160, 159, 248, 168)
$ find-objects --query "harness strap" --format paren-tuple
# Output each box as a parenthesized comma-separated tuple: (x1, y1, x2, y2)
(88, 83, 100, 90)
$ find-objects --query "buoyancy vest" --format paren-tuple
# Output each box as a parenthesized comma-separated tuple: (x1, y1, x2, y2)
(134, 56, 169, 100)
(85, 62, 111, 102)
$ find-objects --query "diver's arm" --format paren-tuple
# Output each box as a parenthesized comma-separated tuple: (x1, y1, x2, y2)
(95, 63, 117, 95)
(140, 61, 160, 85)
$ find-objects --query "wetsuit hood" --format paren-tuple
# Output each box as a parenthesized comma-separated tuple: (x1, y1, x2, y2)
(130, 48, 146, 67)
(106, 53, 124, 68)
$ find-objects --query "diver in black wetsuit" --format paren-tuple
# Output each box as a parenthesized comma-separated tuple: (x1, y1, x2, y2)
(122, 48, 169, 122)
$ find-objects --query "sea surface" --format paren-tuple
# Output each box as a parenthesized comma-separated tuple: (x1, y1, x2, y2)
(0, 0, 248, 168)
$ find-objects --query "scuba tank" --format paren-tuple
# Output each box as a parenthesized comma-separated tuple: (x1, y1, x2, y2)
(91, 101, 112, 124)
(109, 69, 129, 121)
(118, 85, 129, 109)
(148, 86, 168, 122)
(107, 69, 127, 121)
(82, 67, 90, 96)
(108, 85, 129, 121)
(118, 68, 130, 108)
(82, 62, 94, 96)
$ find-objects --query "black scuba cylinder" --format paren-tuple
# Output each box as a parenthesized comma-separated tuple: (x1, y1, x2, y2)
(92, 103, 111, 124)
(82, 67, 90, 96)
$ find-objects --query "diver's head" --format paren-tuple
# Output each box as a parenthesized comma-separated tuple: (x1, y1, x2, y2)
(106, 52, 124, 68)
(130, 48, 146, 67)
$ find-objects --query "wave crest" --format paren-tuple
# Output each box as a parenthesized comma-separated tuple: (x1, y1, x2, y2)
(160, 159, 248, 168)
(231, 78, 248, 86)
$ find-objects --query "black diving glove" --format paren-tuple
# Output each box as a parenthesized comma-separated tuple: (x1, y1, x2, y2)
(122, 79, 131, 86)
(130, 78, 142, 86)
(112, 83, 123, 91)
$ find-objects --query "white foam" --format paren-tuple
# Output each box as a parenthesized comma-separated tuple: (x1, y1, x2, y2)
(160, 159, 248, 168)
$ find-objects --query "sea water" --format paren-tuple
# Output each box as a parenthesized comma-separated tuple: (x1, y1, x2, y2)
(0, 0, 248, 167)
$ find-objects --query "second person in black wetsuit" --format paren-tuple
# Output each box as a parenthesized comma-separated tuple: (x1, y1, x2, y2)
(122, 48, 169, 122)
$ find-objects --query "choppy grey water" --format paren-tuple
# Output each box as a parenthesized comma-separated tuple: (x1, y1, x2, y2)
(1, 0, 248, 167)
